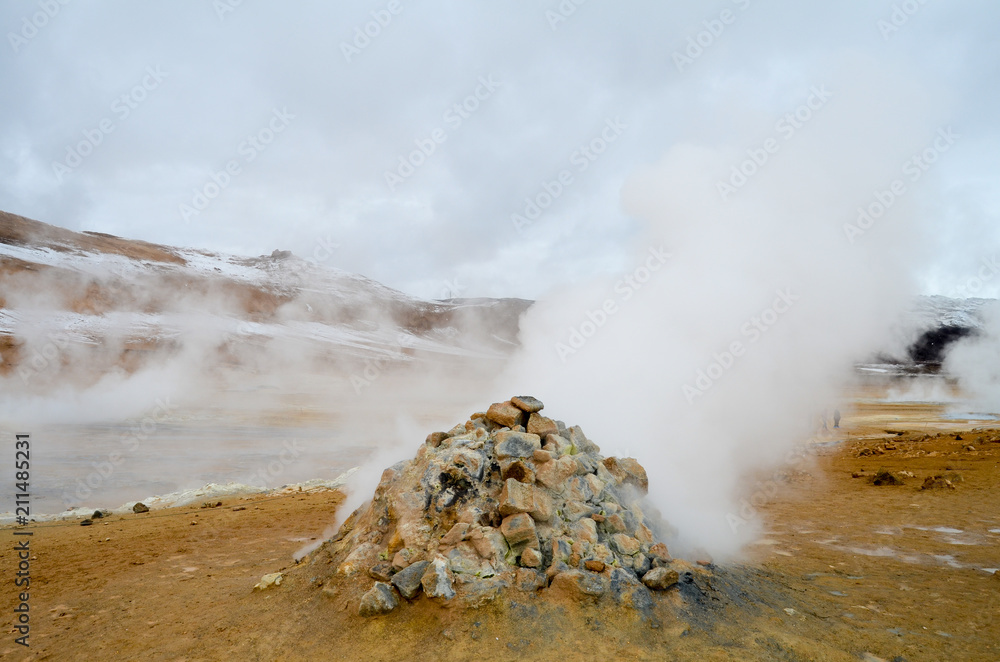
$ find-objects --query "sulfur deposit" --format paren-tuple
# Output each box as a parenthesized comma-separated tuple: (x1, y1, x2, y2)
(311, 397, 696, 616)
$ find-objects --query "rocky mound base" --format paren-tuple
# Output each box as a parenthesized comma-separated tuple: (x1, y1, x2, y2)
(308, 397, 699, 616)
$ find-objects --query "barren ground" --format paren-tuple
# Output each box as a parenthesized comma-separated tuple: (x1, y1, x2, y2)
(1, 394, 998, 661)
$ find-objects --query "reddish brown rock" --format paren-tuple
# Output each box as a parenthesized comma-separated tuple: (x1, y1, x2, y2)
(527, 413, 559, 437)
(500, 513, 537, 547)
(425, 431, 448, 447)
(486, 401, 526, 428)
(603, 457, 649, 493)
(499, 479, 535, 516)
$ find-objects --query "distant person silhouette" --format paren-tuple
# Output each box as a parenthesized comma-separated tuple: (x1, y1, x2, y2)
(833, 409, 841, 428)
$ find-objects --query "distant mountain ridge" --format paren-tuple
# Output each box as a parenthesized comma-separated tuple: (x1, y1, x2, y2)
(0, 210, 532, 385)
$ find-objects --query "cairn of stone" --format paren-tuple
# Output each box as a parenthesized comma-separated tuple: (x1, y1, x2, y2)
(314, 396, 689, 616)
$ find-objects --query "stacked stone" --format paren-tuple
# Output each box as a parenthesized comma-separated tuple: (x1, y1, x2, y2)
(317, 396, 685, 616)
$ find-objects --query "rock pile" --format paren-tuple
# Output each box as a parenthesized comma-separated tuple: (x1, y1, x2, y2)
(313, 397, 693, 616)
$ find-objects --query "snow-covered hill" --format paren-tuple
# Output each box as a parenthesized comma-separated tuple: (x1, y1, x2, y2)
(0, 210, 531, 387)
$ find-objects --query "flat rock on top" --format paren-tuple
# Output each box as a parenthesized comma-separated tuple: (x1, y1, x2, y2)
(511, 396, 544, 413)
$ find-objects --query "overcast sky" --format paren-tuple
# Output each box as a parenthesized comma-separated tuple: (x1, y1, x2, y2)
(2, 0, 998, 300)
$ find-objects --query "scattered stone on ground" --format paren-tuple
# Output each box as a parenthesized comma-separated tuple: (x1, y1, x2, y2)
(133, 502, 149, 513)
(253, 572, 283, 591)
(308, 397, 693, 616)
(920, 475, 957, 490)
(872, 468, 905, 486)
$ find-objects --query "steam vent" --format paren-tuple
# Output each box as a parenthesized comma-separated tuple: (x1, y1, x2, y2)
(309, 397, 701, 617)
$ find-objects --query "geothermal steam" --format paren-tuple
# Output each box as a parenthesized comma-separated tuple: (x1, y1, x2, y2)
(497, 59, 949, 559)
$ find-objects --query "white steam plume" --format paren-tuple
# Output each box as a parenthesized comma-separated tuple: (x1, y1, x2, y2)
(497, 57, 947, 560)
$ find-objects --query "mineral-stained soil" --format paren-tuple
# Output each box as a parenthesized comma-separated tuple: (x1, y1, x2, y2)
(1, 395, 998, 661)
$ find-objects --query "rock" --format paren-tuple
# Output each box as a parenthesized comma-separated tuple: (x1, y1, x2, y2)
(132, 502, 149, 514)
(602, 457, 648, 493)
(543, 433, 572, 455)
(338, 543, 378, 576)
(535, 456, 577, 490)
(253, 572, 283, 590)
(532, 449, 553, 463)
(564, 476, 594, 503)
(634, 523, 654, 544)
(604, 513, 628, 534)
(584, 474, 606, 499)
(527, 413, 559, 437)
(872, 468, 905, 486)
(495, 431, 542, 459)
(633, 553, 651, 576)
(642, 567, 679, 590)
(486, 401, 527, 428)
(359, 582, 399, 616)
(459, 577, 504, 608)
(515, 567, 546, 592)
(501, 460, 535, 484)
(920, 475, 956, 490)
(527, 486, 553, 523)
(499, 479, 535, 516)
(426, 431, 449, 447)
(584, 559, 605, 572)
(421, 558, 456, 600)
(511, 396, 544, 413)
(392, 547, 424, 571)
(648, 542, 671, 563)
(609, 568, 653, 610)
(501, 513, 538, 548)
(447, 543, 488, 576)
(520, 547, 542, 568)
(567, 426, 600, 454)
(92, 509, 111, 519)
(440, 522, 471, 546)
(470, 527, 509, 562)
(562, 500, 597, 522)
(80, 519, 93, 526)
(391, 560, 430, 599)
(549, 569, 606, 599)
(368, 562, 395, 582)
(571, 518, 598, 545)
(611, 534, 641, 556)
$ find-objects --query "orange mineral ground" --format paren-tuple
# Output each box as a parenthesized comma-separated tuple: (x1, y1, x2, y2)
(1, 392, 998, 662)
